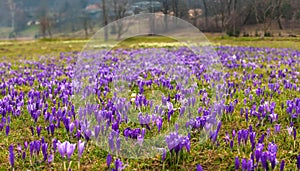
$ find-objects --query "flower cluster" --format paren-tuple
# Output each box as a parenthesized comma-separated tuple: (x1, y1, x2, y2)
(165, 132, 190, 154)
(1, 45, 300, 170)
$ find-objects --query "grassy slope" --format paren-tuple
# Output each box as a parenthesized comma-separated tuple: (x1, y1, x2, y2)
(1, 36, 300, 59)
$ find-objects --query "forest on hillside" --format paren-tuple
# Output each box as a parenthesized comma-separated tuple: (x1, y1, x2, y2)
(1, 0, 300, 38)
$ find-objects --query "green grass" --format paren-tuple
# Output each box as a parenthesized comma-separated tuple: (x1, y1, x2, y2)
(1, 35, 300, 60)
(0, 27, 13, 38)
(17, 25, 40, 37)
(209, 36, 300, 50)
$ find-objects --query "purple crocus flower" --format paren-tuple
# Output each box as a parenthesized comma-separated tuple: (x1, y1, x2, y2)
(287, 126, 293, 135)
(235, 156, 240, 170)
(106, 154, 112, 168)
(0, 122, 3, 131)
(137, 134, 144, 146)
(78, 140, 85, 160)
(41, 143, 48, 161)
(247, 159, 253, 171)
(180, 106, 185, 116)
(156, 117, 162, 133)
(76, 129, 81, 140)
(249, 132, 256, 144)
(162, 148, 166, 161)
(22, 151, 26, 160)
(266, 128, 271, 137)
(30, 126, 34, 136)
(274, 124, 281, 134)
(69, 122, 75, 134)
(114, 158, 124, 171)
(24, 141, 28, 150)
(269, 113, 278, 123)
(211, 121, 222, 143)
(66, 142, 76, 160)
(48, 153, 54, 163)
(261, 152, 269, 170)
(9, 145, 14, 168)
(108, 132, 115, 152)
(52, 138, 58, 153)
(255, 143, 264, 163)
(16, 143, 22, 155)
(196, 164, 203, 171)
(30, 141, 35, 157)
(95, 125, 102, 138)
(34, 140, 41, 155)
(84, 129, 92, 141)
(249, 125, 253, 133)
(223, 132, 230, 144)
(297, 154, 300, 170)
(242, 129, 249, 144)
(116, 136, 121, 152)
(37, 125, 41, 137)
(242, 158, 247, 170)
(6, 125, 10, 136)
(232, 130, 236, 139)
(258, 134, 265, 143)
(280, 160, 285, 171)
(237, 130, 242, 145)
(49, 124, 55, 136)
(230, 140, 234, 150)
(268, 142, 278, 154)
(57, 141, 67, 158)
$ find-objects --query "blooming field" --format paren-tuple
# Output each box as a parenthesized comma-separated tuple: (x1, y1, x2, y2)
(0, 45, 300, 170)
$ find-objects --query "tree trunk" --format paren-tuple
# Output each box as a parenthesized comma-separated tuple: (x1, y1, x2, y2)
(202, 0, 208, 30)
(232, 0, 237, 36)
(277, 0, 283, 30)
(242, 9, 252, 25)
(150, 0, 155, 35)
(47, 20, 52, 38)
(8, 0, 16, 31)
(175, 0, 178, 17)
(102, 0, 108, 41)
(215, 16, 219, 29)
(83, 19, 88, 39)
(277, 17, 283, 30)
(163, 0, 169, 32)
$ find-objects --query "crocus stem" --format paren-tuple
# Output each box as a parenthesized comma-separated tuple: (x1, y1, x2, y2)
(170, 151, 172, 166)
(176, 152, 179, 165)
(64, 161, 66, 171)
(78, 161, 80, 170)
(294, 140, 295, 149)
(68, 161, 72, 171)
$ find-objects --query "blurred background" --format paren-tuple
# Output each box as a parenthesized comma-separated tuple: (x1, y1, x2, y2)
(1, 0, 300, 40)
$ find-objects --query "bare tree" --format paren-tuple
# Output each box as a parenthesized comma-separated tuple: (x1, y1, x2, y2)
(111, 0, 130, 40)
(40, 17, 52, 38)
(102, 0, 108, 41)
(171, 0, 179, 17)
(37, 0, 52, 38)
(7, 0, 16, 31)
(202, 0, 208, 30)
(162, 0, 169, 32)
(80, 10, 90, 39)
(253, 0, 281, 36)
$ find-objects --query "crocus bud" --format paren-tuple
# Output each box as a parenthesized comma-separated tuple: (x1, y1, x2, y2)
(235, 156, 240, 170)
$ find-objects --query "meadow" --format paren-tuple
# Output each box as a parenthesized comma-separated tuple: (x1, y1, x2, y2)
(0, 36, 300, 171)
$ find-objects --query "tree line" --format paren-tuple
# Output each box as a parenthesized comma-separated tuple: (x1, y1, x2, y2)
(1, 0, 300, 38)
